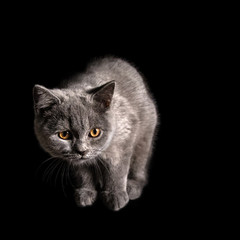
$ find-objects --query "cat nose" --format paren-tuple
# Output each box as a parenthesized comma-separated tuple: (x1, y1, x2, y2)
(78, 150, 86, 156)
(74, 143, 88, 156)
(76, 149, 88, 156)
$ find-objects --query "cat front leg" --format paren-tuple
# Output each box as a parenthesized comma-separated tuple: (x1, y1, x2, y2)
(74, 166, 97, 207)
(74, 188, 97, 207)
(100, 160, 130, 211)
(101, 190, 129, 211)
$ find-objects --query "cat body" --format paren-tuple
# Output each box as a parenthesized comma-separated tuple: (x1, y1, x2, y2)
(33, 57, 158, 211)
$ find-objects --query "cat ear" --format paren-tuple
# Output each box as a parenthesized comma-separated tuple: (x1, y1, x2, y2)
(33, 85, 61, 114)
(92, 81, 115, 111)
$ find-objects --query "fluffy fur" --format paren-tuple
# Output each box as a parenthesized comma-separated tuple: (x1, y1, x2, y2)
(33, 57, 158, 211)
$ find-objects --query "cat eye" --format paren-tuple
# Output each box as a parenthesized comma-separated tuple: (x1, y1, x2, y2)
(58, 131, 71, 140)
(89, 128, 101, 138)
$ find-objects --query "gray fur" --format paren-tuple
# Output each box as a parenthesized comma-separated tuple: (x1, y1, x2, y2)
(33, 57, 158, 211)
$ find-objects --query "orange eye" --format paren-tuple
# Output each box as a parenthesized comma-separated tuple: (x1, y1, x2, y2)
(58, 131, 71, 140)
(89, 128, 101, 138)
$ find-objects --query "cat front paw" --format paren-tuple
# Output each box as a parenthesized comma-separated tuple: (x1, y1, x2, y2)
(74, 188, 97, 207)
(127, 179, 144, 200)
(101, 190, 129, 211)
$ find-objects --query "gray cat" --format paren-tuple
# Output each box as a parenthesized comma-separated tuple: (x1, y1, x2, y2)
(33, 57, 158, 211)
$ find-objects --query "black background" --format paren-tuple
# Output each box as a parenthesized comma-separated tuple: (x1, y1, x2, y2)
(1, 5, 225, 237)
(2, 18, 189, 238)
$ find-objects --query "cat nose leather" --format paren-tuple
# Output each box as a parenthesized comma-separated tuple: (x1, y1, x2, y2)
(76, 149, 88, 156)
(78, 150, 86, 156)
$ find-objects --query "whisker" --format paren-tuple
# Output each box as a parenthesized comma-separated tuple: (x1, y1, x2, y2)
(35, 157, 56, 178)
(98, 157, 111, 176)
(54, 160, 64, 187)
(61, 162, 68, 198)
(42, 158, 61, 183)
(67, 162, 75, 188)
(46, 159, 63, 185)
(94, 159, 104, 187)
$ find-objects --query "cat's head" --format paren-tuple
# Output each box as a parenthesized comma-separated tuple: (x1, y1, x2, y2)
(33, 81, 115, 165)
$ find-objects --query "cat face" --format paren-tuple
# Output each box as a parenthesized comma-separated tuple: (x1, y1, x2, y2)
(33, 82, 115, 164)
